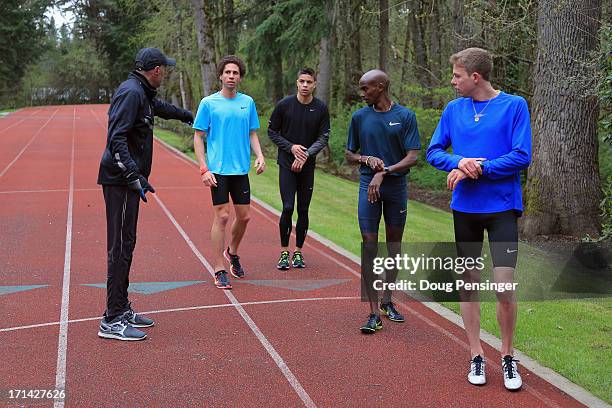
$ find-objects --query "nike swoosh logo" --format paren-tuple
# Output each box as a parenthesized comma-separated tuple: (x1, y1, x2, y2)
(240, 106, 247, 109)
(243, 190, 249, 194)
(309, 109, 315, 111)
(389, 122, 400, 126)
(506, 249, 518, 253)
(400, 209, 407, 213)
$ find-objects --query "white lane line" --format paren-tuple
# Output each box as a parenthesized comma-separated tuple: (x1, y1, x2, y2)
(0, 296, 358, 333)
(153, 194, 316, 408)
(154, 137, 590, 408)
(54, 106, 75, 408)
(154, 137, 360, 278)
(251, 198, 563, 407)
(93, 110, 311, 406)
(89, 108, 105, 128)
(0, 108, 59, 179)
(0, 108, 40, 135)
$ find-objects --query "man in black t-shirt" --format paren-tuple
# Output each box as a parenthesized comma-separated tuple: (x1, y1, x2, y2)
(268, 68, 330, 270)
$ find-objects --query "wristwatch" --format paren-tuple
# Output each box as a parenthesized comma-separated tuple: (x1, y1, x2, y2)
(383, 166, 389, 174)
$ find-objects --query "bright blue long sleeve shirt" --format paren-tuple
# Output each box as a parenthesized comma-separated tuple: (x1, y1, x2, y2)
(426, 92, 532, 213)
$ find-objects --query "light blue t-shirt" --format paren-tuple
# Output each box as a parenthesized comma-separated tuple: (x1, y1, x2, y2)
(193, 92, 260, 175)
(426, 92, 532, 213)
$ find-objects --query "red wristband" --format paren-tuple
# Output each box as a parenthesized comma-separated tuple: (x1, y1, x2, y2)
(199, 166, 209, 176)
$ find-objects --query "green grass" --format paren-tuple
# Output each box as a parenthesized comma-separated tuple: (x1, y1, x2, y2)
(155, 128, 612, 403)
(443, 300, 611, 402)
(0, 108, 18, 115)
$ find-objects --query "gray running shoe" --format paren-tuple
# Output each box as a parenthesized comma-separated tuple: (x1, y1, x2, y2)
(98, 313, 147, 341)
(125, 302, 154, 328)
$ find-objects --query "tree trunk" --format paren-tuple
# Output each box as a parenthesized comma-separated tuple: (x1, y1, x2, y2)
(269, 47, 283, 103)
(428, 0, 442, 108)
(379, 0, 388, 72)
(343, 0, 362, 105)
(317, 36, 332, 105)
(175, 10, 190, 111)
(400, 15, 412, 102)
(171, 93, 181, 107)
(179, 71, 188, 110)
(522, 0, 602, 238)
(225, 0, 236, 55)
(192, 0, 218, 96)
(316, 0, 334, 106)
(452, 0, 471, 52)
(409, 1, 432, 107)
(184, 71, 195, 112)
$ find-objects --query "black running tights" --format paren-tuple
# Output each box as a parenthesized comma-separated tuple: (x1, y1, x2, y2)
(279, 165, 315, 248)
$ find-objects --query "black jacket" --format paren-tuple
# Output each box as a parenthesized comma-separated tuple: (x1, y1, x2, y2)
(97, 71, 193, 185)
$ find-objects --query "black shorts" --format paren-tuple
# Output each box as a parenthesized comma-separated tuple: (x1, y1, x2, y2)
(453, 209, 519, 268)
(211, 174, 250, 206)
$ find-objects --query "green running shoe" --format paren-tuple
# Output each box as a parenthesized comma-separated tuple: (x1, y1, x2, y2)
(292, 251, 306, 268)
(379, 302, 405, 322)
(360, 313, 383, 334)
(277, 250, 290, 270)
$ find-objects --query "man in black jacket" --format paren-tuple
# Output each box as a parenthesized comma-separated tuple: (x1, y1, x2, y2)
(97, 47, 193, 341)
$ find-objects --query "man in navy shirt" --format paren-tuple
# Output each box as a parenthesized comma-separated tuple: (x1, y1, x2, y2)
(268, 68, 330, 270)
(345, 69, 420, 334)
(427, 47, 531, 390)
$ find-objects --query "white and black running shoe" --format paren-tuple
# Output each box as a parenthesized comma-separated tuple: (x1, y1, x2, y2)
(98, 313, 146, 341)
(502, 355, 522, 390)
(468, 355, 486, 385)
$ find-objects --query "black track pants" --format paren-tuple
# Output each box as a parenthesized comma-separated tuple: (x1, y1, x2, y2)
(102, 185, 140, 320)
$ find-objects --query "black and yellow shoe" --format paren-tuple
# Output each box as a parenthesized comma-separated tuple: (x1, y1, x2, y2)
(380, 302, 405, 322)
(360, 313, 383, 334)
(292, 251, 305, 268)
(277, 250, 290, 270)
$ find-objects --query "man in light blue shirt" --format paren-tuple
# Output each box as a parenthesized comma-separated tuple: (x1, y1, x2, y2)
(427, 48, 531, 391)
(193, 55, 265, 290)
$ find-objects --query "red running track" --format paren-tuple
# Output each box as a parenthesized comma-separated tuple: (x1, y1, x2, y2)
(0, 106, 587, 407)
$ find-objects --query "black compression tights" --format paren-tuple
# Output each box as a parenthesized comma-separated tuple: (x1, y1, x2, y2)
(279, 166, 315, 248)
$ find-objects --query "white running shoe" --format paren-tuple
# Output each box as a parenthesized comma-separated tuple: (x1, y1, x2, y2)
(468, 355, 486, 385)
(502, 355, 523, 390)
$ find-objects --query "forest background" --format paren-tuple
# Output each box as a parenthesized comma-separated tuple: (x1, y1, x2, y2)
(1, 0, 611, 240)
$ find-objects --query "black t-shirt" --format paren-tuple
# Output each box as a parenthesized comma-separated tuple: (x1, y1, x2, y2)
(267, 95, 330, 169)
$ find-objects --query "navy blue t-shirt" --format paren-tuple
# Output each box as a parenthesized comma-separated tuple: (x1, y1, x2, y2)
(346, 103, 421, 176)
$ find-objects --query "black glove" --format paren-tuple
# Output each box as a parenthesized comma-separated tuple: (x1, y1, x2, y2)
(183, 110, 194, 125)
(127, 175, 156, 203)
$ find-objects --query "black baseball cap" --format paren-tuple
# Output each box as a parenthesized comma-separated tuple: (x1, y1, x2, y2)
(134, 48, 176, 71)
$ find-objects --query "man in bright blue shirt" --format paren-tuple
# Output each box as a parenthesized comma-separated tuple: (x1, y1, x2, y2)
(345, 69, 420, 334)
(193, 55, 266, 290)
(427, 48, 531, 391)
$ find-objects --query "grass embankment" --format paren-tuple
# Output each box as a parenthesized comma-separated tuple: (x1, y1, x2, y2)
(155, 127, 611, 403)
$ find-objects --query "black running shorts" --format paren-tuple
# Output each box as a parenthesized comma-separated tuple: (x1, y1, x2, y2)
(453, 209, 519, 268)
(211, 174, 250, 206)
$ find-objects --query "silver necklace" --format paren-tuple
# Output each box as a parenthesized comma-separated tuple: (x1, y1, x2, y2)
(471, 91, 499, 122)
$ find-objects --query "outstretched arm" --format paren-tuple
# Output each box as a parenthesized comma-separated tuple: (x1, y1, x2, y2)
(153, 99, 193, 124)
